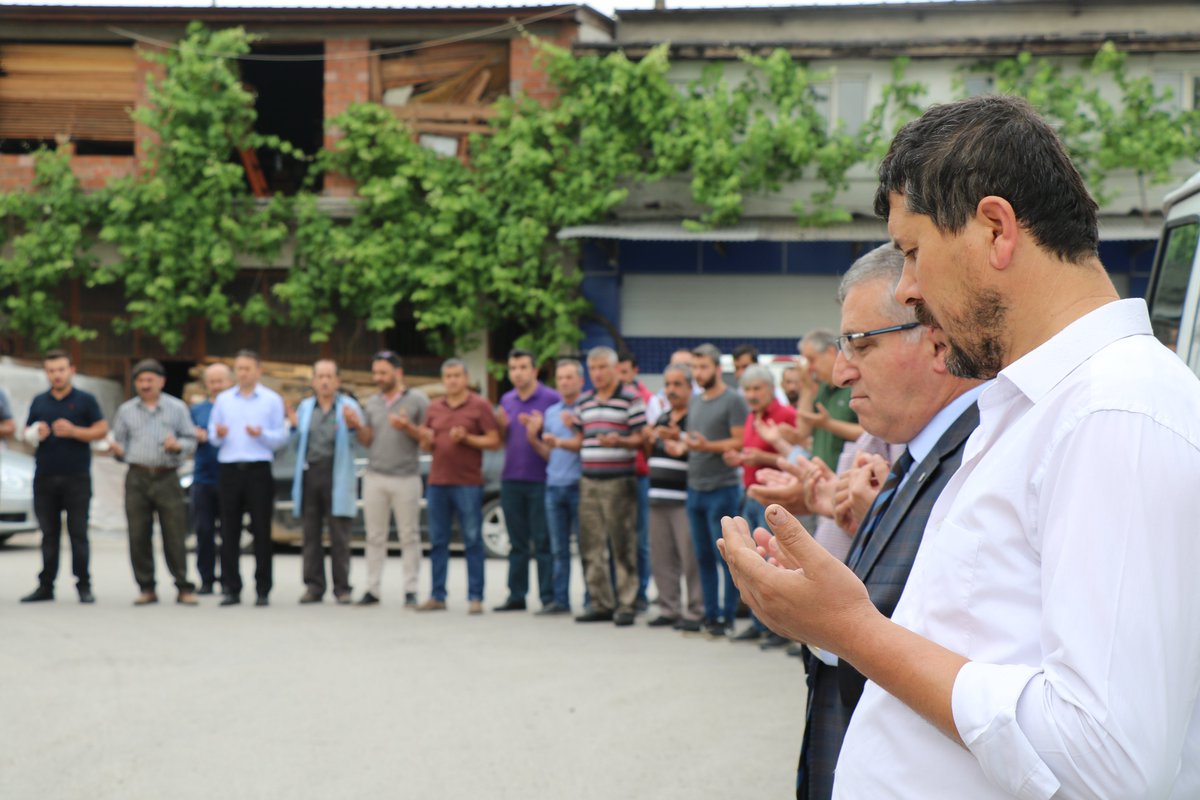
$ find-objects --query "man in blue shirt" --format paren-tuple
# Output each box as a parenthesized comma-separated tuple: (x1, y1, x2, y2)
(189, 363, 232, 594)
(21, 350, 108, 604)
(525, 358, 583, 615)
(208, 350, 289, 607)
(288, 360, 363, 605)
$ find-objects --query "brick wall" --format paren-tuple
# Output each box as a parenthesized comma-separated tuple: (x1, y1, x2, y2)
(509, 23, 576, 106)
(323, 37, 371, 197)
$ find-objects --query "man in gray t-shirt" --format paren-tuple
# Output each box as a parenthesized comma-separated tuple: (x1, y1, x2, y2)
(345, 352, 430, 606)
(683, 344, 748, 637)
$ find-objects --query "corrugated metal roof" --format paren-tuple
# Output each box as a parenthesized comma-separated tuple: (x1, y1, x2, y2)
(559, 216, 1162, 242)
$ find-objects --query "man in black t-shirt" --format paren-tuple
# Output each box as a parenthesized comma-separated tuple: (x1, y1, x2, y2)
(21, 350, 108, 604)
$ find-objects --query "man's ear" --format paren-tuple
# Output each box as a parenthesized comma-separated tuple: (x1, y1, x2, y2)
(976, 196, 1019, 272)
(927, 326, 951, 375)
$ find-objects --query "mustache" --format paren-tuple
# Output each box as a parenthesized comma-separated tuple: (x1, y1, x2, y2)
(913, 301, 941, 330)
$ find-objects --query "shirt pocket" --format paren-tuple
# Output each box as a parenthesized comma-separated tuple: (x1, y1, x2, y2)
(911, 518, 983, 654)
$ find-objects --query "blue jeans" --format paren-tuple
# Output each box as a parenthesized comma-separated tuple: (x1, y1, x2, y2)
(686, 484, 743, 622)
(545, 482, 579, 609)
(742, 494, 769, 631)
(502, 480, 551, 605)
(427, 484, 484, 602)
(636, 474, 651, 602)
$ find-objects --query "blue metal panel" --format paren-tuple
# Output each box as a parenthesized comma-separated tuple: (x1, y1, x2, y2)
(785, 240, 888, 275)
(699, 241, 785, 273)
(619, 240, 702, 273)
(623, 336, 802, 374)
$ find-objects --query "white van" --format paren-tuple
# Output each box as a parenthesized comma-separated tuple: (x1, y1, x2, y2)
(1149, 172, 1200, 372)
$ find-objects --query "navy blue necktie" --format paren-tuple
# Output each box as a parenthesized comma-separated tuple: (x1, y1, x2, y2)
(847, 449, 914, 570)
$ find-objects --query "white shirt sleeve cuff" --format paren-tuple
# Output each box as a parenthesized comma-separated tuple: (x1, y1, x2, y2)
(952, 661, 1061, 800)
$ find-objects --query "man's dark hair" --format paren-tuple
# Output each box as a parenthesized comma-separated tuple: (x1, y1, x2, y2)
(234, 349, 261, 364)
(372, 350, 403, 369)
(617, 350, 637, 369)
(43, 348, 72, 365)
(507, 348, 536, 366)
(874, 95, 1099, 264)
(732, 344, 759, 361)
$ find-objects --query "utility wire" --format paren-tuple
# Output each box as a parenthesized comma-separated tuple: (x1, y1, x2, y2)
(105, 4, 580, 62)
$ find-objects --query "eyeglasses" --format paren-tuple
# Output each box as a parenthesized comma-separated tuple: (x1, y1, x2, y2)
(834, 322, 921, 361)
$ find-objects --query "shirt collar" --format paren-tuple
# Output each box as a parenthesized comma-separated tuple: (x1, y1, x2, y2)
(906, 382, 988, 466)
(999, 299, 1152, 404)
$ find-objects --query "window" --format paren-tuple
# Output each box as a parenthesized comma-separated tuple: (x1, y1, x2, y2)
(0, 44, 136, 151)
(1148, 220, 1199, 351)
(812, 74, 870, 135)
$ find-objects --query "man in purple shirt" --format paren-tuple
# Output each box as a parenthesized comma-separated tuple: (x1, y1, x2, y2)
(494, 348, 561, 612)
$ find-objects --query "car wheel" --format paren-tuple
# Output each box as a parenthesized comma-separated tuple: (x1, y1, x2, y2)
(481, 498, 510, 559)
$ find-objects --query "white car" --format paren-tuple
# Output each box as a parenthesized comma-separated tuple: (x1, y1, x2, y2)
(0, 449, 37, 544)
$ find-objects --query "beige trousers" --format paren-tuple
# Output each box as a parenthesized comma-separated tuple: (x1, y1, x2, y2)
(362, 471, 422, 597)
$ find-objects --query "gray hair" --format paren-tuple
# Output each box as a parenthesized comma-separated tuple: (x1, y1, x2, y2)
(587, 346, 618, 365)
(441, 358, 468, 374)
(799, 329, 838, 355)
(663, 363, 693, 383)
(836, 245, 915, 325)
(739, 364, 775, 389)
(692, 343, 721, 365)
(555, 358, 583, 378)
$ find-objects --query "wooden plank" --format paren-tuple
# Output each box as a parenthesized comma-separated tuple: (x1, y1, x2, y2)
(0, 43, 136, 74)
(388, 103, 497, 121)
(463, 69, 491, 105)
(410, 121, 492, 136)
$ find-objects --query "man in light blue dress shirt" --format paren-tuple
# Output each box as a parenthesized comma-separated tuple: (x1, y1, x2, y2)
(208, 350, 289, 607)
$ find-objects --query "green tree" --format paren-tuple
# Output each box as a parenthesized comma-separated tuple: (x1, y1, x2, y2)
(96, 22, 291, 353)
(0, 148, 100, 349)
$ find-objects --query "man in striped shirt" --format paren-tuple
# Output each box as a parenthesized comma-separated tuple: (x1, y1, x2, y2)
(556, 346, 646, 626)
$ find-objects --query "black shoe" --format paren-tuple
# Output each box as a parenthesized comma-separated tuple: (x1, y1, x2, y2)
(335, 594, 352, 606)
(760, 633, 790, 650)
(357, 592, 380, 606)
(536, 602, 570, 616)
(493, 598, 527, 612)
(635, 597, 649, 613)
(255, 596, 269, 607)
(704, 620, 729, 639)
(735, 600, 751, 619)
(197, 583, 215, 596)
(786, 642, 806, 658)
(20, 587, 54, 603)
(732, 626, 765, 643)
(675, 618, 703, 633)
(78, 589, 95, 604)
(299, 592, 322, 604)
(575, 609, 614, 623)
(613, 611, 635, 627)
(403, 592, 417, 609)
(219, 594, 241, 607)
(647, 615, 677, 628)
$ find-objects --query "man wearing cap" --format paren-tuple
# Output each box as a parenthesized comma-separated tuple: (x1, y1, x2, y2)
(110, 359, 199, 605)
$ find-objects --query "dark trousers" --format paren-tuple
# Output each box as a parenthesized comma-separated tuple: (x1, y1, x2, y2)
(191, 482, 221, 587)
(218, 461, 274, 598)
(501, 479, 552, 605)
(125, 467, 193, 593)
(300, 461, 352, 599)
(796, 659, 852, 800)
(33, 473, 92, 591)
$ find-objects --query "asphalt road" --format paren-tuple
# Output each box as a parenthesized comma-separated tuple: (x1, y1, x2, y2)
(1, 529, 806, 800)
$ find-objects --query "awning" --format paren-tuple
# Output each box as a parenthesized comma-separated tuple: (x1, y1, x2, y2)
(557, 215, 1163, 243)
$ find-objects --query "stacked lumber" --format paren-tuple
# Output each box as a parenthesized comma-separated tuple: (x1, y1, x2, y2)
(184, 357, 443, 409)
(0, 44, 136, 143)
(377, 41, 507, 140)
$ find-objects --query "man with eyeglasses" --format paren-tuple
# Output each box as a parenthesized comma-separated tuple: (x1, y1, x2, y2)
(796, 330, 862, 472)
(755, 245, 984, 800)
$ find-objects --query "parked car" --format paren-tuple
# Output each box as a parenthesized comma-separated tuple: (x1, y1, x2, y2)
(0, 449, 38, 545)
(1148, 169, 1200, 374)
(266, 445, 510, 559)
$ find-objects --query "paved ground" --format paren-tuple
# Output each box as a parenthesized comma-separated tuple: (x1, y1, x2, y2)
(1, 530, 806, 800)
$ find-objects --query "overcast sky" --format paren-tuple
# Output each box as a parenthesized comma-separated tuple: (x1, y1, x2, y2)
(1, 0, 959, 23)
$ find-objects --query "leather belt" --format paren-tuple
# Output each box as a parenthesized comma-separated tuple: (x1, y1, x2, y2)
(129, 464, 177, 475)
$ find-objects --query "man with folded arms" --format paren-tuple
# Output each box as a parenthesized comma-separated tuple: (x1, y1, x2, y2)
(110, 359, 199, 606)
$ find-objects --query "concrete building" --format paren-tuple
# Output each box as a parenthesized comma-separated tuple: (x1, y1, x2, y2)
(569, 0, 1199, 373)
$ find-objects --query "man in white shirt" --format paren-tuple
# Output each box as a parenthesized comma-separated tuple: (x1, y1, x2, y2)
(720, 95, 1200, 798)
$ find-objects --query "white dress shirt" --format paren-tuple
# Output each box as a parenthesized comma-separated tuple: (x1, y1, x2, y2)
(208, 384, 289, 463)
(835, 300, 1200, 799)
